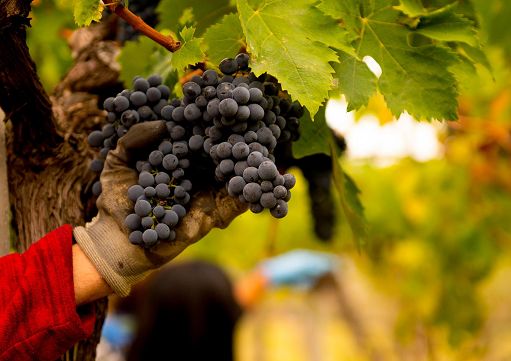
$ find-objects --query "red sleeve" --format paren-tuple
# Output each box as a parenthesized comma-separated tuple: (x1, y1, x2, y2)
(0, 225, 96, 360)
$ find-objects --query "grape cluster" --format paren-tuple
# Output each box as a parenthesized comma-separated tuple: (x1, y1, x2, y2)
(88, 53, 303, 248)
(87, 74, 172, 195)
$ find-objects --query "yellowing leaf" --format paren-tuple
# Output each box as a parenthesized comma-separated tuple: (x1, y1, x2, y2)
(73, 0, 102, 26)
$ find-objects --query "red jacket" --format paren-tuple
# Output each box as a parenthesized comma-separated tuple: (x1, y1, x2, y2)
(0, 225, 96, 360)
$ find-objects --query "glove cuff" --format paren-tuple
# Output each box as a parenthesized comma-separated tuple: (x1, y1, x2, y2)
(73, 218, 149, 297)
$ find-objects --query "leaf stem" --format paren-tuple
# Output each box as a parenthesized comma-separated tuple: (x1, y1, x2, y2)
(107, 3, 181, 52)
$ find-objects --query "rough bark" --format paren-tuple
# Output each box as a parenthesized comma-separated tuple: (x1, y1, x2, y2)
(1, 1, 122, 359)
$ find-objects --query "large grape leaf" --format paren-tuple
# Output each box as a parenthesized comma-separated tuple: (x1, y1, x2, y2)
(320, 0, 461, 120)
(171, 27, 205, 71)
(202, 13, 245, 66)
(157, 0, 234, 35)
(73, 0, 102, 26)
(292, 106, 331, 158)
(236, 0, 345, 117)
(415, 4, 477, 46)
(333, 51, 378, 111)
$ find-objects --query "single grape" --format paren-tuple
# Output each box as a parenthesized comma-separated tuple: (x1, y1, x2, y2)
(203, 85, 217, 99)
(219, 159, 234, 175)
(129, 231, 143, 245)
(217, 82, 234, 100)
(228, 176, 246, 196)
(146, 87, 162, 103)
(232, 142, 250, 160)
(172, 142, 189, 158)
(219, 98, 238, 118)
(244, 131, 258, 143)
(92, 181, 102, 196)
(202, 69, 219, 86)
(195, 95, 208, 108)
(273, 174, 285, 187)
(172, 168, 185, 179)
(134, 78, 150, 92)
(179, 158, 190, 169)
(188, 134, 204, 151)
(114, 96, 130, 112)
(138, 105, 155, 120)
(243, 182, 262, 203)
(232, 87, 250, 104)
(174, 186, 186, 198)
(260, 192, 277, 208)
(141, 216, 154, 229)
(153, 205, 166, 219)
(157, 84, 170, 99)
(250, 203, 264, 214)
(234, 161, 248, 176)
(216, 142, 232, 159)
(162, 154, 179, 171)
(184, 103, 201, 121)
(261, 180, 274, 193)
(128, 184, 144, 202)
(248, 88, 263, 103)
(243, 167, 259, 183)
(172, 106, 185, 122)
(183, 82, 202, 99)
(142, 229, 158, 246)
(235, 105, 250, 122)
(180, 179, 192, 192)
(89, 159, 104, 173)
(219, 58, 238, 75)
(155, 172, 171, 185)
(88, 130, 104, 148)
(270, 199, 288, 218)
(155, 183, 171, 198)
(233, 77, 249, 87)
(134, 199, 152, 217)
(247, 151, 264, 168)
(158, 140, 173, 155)
(144, 186, 156, 198)
(149, 150, 164, 166)
(162, 210, 179, 227)
(235, 53, 250, 70)
(155, 223, 171, 240)
(172, 204, 187, 218)
(258, 161, 279, 181)
(248, 104, 264, 121)
(175, 192, 190, 205)
(101, 124, 115, 138)
(139, 171, 155, 187)
(283, 173, 296, 189)
(130, 91, 147, 107)
(103, 97, 115, 112)
(273, 185, 287, 199)
(170, 125, 186, 141)
(161, 105, 175, 121)
(121, 109, 140, 127)
(207, 98, 220, 117)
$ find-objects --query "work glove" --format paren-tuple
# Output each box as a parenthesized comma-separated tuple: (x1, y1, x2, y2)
(74, 121, 247, 297)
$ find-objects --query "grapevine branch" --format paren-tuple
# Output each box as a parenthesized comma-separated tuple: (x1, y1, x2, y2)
(107, 3, 181, 52)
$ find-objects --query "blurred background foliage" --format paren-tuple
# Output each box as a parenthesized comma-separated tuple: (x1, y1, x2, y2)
(27, 0, 511, 359)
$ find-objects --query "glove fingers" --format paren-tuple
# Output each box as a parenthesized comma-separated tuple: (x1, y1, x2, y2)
(117, 121, 168, 162)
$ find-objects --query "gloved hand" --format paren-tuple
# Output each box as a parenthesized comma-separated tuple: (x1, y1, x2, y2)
(74, 121, 247, 297)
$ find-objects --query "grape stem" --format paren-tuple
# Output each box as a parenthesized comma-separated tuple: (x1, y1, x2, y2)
(106, 2, 181, 52)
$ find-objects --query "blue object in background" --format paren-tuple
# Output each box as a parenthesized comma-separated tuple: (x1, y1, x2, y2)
(259, 249, 339, 288)
(101, 313, 136, 349)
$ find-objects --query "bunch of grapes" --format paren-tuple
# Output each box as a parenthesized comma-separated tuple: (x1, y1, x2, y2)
(88, 53, 303, 248)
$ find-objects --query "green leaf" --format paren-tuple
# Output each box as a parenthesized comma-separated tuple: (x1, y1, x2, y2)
(236, 0, 341, 117)
(317, 0, 361, 34)
(333, 51, 378, 111)
(342, 0, 460, 120)
(416, 4, 478, 46)
(171, 26, 205, 71)
(292, 107, 331, 158)
(330, 142, 367, 249)
(458, 43, 492, 74)
(203, 13, 245, 66)
(395, 0, 426, 17)
(73, 0, 102, 26)
(157, 0, 234, 35)
(118, 36, 174, 87)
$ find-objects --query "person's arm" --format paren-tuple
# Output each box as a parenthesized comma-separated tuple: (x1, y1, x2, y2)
(72, 244, 112, 305)
(0, 225, 96, 361)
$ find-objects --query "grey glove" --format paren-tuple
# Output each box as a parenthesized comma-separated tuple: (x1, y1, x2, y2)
(74, 121, 247, 296)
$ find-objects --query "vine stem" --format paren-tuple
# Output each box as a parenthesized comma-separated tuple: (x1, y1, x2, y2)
(106, 2, 181, 52)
